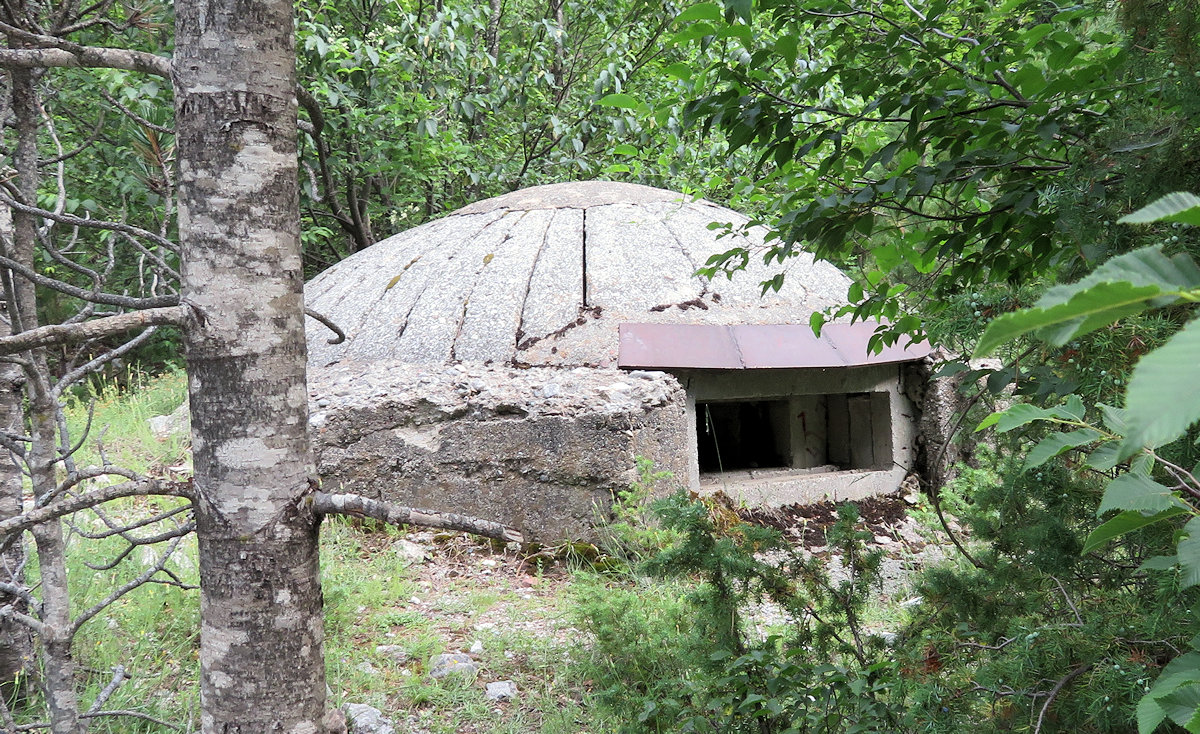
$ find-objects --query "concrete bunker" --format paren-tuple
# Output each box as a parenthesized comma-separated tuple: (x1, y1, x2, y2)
(305, 181, 938, 542)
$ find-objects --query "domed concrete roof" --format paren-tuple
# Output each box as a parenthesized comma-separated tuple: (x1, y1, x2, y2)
(305, 181, 852, 369)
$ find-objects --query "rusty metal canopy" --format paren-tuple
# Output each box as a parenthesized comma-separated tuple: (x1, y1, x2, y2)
(617, 322, 931, 370)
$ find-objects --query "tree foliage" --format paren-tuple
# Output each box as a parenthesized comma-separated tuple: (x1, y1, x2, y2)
(661, 0, 1198, 339)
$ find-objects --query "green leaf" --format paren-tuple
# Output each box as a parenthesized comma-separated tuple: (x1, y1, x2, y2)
(1119, 317, 1200, 459)
(1082, 507, 1187, 555)
(598, 93, 640, 109)
(1025, 428, 1102, 471)
(1140, 653, 1200, 733)
(1120, 192, 1200, 226)
(1098, 473, 1181, 515)
(1138, 694, 1168, 734)
(1085, 442, 1122, 471)
(977, 404, 1057, 433)
(675, 2, 722, 22)
(1161, 683, 1200, 728)
(809, 310, 826, 335)
(975, 247, 1200, 356)
(976, 282, 1167, 356)
(1180, 517, 1200, 589)
(1140, 554, 1179, 571)
(663, 62, 693, 81)
(613, 143, 638, 156)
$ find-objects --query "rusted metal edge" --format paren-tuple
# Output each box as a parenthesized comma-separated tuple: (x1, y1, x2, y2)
(617, 322, 931, 370)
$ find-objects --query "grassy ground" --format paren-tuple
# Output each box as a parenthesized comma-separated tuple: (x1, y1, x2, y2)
(27, 371, 622, 732)
(18, 370, 935, 733)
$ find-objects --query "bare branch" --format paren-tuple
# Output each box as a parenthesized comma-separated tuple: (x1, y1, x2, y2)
(312, 491, 524, 543)
(72, 503, 190, 541)
(54, 324, 161, 394)
(304, 307, 345, 344)
(0, 249, 177, 310)
(86, 665, 129, 715)
(0, 47, 169, 77)
(0, 602, 46, 636)
(0, 187, 178, 254)
(81, 709, 182, 730)
(0, 306, 184, 357)
(1033, 664, 1091, 734)
(72, 533, 189, 635)
(0, 479, 192, 540)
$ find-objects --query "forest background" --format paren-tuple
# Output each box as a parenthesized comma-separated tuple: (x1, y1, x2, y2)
(0, 0, 1199, 731)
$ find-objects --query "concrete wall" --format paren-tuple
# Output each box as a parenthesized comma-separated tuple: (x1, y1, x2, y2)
(309, 362, 689, 543)
(673, 364, 921, 506)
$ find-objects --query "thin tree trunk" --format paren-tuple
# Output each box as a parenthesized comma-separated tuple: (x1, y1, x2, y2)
(9, 65, 83, 734)
(0, 202, 34, 704)
(174, 0, 328, 730)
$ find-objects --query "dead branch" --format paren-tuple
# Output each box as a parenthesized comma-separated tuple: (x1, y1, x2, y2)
(0, 307, 184, 357)
(305, 307, 345, 344)
(0, 479, 192, 540)
(15, 709, 182, 731)
(0, 47, 169, 77)
(71, 533, 190, 635)
(72, 503, 190, 541)
(312, 491, 524, 543)
(0, 602, 46, 635)
(86, 665, 129, 714)
(0, 249, 177, 310)
(1033, 663, 1091, 734)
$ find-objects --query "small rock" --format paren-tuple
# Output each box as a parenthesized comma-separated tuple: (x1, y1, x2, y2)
(342, 703, 396, 734)
(469, 640, 484, 655)
(392, 539, 428, 565)
(356, 661, 379, 676)
(428, 652, 479, 679)
(375, 645, 410, 665)
(540, 383, 560, 398)
(148, 402, 190, 440)
(485, 680, 518, 701)
(873, 534, 894, 545)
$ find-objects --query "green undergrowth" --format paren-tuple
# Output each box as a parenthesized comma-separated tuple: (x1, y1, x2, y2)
(36, 369, 1187, 733)
(63, 368, 190, 476)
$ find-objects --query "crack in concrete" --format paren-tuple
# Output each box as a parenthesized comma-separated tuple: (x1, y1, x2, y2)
(513, 209, 556, 357)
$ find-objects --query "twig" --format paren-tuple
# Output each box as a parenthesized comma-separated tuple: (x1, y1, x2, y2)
(312, 491, 523, 543)
(1033, 664, 1091, 734)
(71, 533, 189, 635)
(956, 636, 1015, 651)
(304, 308, 345, 344)
(86, 665, 129, 714)
(1051, 576, 1083, 627)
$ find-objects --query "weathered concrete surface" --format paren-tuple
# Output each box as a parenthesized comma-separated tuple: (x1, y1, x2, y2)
(304, 181, 852, 370)
(309, 362, 689, 542)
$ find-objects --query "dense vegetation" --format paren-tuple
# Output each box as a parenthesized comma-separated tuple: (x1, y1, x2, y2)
(6, 0, 1200, 729)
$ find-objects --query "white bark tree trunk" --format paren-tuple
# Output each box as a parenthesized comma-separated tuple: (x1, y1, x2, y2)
(174, 1, 328, 731)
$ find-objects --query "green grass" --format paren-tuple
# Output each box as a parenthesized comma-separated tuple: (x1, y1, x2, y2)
(63, 368, 190, 475)
(26, 368, 619, 731)
(32, 370, 934, 733)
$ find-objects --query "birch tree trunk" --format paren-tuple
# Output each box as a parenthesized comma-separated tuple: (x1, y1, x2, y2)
(174, 1, 328, 731)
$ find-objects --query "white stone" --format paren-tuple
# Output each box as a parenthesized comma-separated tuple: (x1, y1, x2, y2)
(485, 680, 518, 701)
(342, 703, 396, 734)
